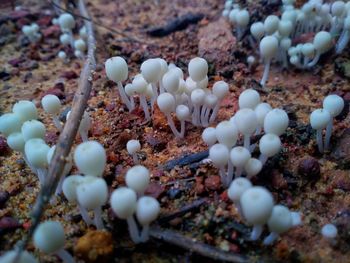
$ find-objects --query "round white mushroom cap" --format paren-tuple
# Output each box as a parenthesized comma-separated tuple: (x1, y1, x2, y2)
(62, 174, 84, 203)
(321, 223, 338, 239)
(74, 141, 106, 177)
(105, 56, 128, 82)
(58, 13, 75, 30)
(204, 94, 218, 108)
(240, 186, 274, 225)
(21, 120, 46, 141)
(228, 177, 252, 203)
(0, 113, 22, 137)
(127, 139, 141, 155)
(331, 1, 345, 17)
(110, 187, 137, 219)
(278, 20, 293, 36)
(267, 205, 293, 234)
(260, 36, 279, 59)
(313, 31, 333, 54)
(191, 88, 206, 106)
(59, 34, 70, 45)
(125, 165, 150, 194)
(202, 127, 217, 146)
(239, 89, 261, 109)
(323, 94, 344, 118)
(0, 250, 38, 263)
(209, 143, 229, 167)
(212, 81, 229, 100)
(41, 94, 61, 115)
(264, 109, 289, 136)
(132, 75, 148, 94)
(259, 133, 281, 157)
(76, 176, 108, 209)
(157, 92, 176, 114)
(58, 51, 67, 60)
(244, 158, 263, 178)
(310, 109, 331, 130)
(24, 138, 49, 168)
(188, 57, 208, 82)
(125, 83, 136, 96)
(250, 22, 265, 40)
(301, 43, 315, 58)
(7, 132, 25, 152)
(235, 108, 258, 135)
(236, 9, 250, 27)
(229, 9, 239, 24)
(12, 100, 38, 122)
(255, 103, 272, 126)
(74, 39, 86, 52)
(216, 120, 238, 147)
(176, 105, 190, 121)
(162, 70, 180, 94)
(141, 59, 162, 83)
(136, 196, 160, 226)
(230, 146, 251, 168)
(33, 221, 65, 254)
(156, 58, 168, 76)
(264, 15, 280, 35)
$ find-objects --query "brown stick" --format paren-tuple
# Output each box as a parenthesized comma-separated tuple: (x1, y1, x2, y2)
(18, 0, 96, 253)
(149, 227, 249, 263)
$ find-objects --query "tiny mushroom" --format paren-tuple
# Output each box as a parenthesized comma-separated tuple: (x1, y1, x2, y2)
(41, 94, 62, 131)
(127, 139, 141, 164)
(125, 165, 150, 196)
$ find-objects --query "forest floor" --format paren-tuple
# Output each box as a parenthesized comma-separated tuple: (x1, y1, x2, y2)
(0, 0, 350, 262)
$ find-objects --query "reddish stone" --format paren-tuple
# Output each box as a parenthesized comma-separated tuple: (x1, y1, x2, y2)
(42, 25, 60, 38)
(145, 182, 165, 199)
(0, 217, 22, 231)
(22, 221, 31, 230)
(60, 70, 78, 80)
(0, 136, 9, 156)
(204, 175, 221, 191)
(107, 151, 119, 164)
(271, 170, 288, 190)
(220, 190, 229, 202)
(194, 176, 205, 195)
(152, 169, 164, 178)
(144, 133, 167, 152)
(298, 157, 320, 181)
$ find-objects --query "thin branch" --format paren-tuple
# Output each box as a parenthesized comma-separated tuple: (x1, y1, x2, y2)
(17, 0, 96, 255)
(149, 227, 250, 263)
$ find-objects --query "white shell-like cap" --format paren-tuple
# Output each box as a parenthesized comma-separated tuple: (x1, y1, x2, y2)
(74, 141, 106, 177)
(331, 1, 345, 17)
(79, 26, 87, 39)
(239, 89, 260, 109)
(216, 120, 238, 147)
(202, 127, 217, 146)
(24, 138, 49, 168)
(280, 37, 292, 51)
(250, 22, 265, 40)
(236, 9, 250, 27)
(228, 177, 252, 202)
(110, 187, 137, 219)
(13, 100, 38, 122)
(7, 132, 25, 152)
(267, 205, 293, 234)
(204, 94, 218, 108)
(313, 31, 333, 54)
(191, 88, 206, 106)
(33, 221, 65, 253)
(278, 20, 293, 36)
(301, 43, 315, 58)
(60, 34, 70, 45)
(230, 146, 251, 168)
(212, 81, 229, 100)
(321, 223, 338, 239)
(136, 196, 160, 225)
(157, 92, 175, 114)
(0, 250, 38, 263)
(229, 9, 239, 24)
(240, 186, 274, 225)
(209, 143, 229, 167)
(141, 59, 161, 83)
(197, 76, 208, 89)
(176, 105, 190, 121)
(310, 109, 331, 130)
(323, 94, 344, 118)
(105, 56, 128, 82)
(235, 109, 258, 135)
(188, 57, 208, 82)
(156, 58, 168, 76)
(76, 176, 108, 209)
(0, 113, 22, 137)
(125, 83, 136, 96)
(132, 75, 148, 94)
(185, 77, 197, 95)
(127, 139, 141, 155)
(74, 39, 86, 52)
(75, 50, 83, 59)
(259, 133, 281, 157)
(169, 66, 184, 79)
(21, 120, 46, 141)
(264, 15, 280, 35)
(41, 94, 61, 115)
(58, 13, 75, 29)
(58, 51, 67, 59)
(255, 103, 272, 126)
(259, 36, 279, 59)
(264, 109, 289, 136)
(163, 70, 180, 94)
(125, 165, 150, 195)
(62, 174, 84, 203)
(244, 158, 263, 178)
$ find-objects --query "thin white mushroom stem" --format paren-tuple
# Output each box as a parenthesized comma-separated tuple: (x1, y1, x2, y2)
(80, 130, 88, 142)
(263, 232, 279, 245)
(52, 115, 63, 131)
(227, 159, 234, 184)
(192, 105, 200, 126)
(336, 31, 349, 54)
(258, 154, 268, 165)
(235, 167, 243, 177)
(132, 153, 139, 164)
(306, 52, 320, 68)
(202, 107, 212, 127)
(209, 103, 221, 124)
(251, 224, 264, 240)
(200, 106, 208, 126)
(55, 248, 75, 263)
(324, 119, 333, 151)
(260, 59, 271, 87)
(127, 216, 140, 243)
(78, 203, 93, 225)
(93, 206, 104, 229)
(316, 129, 324, 153)
(244, 135, 251, 150)
(166, 114, 182, 138)
(37, 168, 47, 186)
(140, 94, 151, 121)
(140, 224, 150, 242)
(150, 83, 158, 109)
(159, 80, 165, 93)
(117, 81, 134, 111)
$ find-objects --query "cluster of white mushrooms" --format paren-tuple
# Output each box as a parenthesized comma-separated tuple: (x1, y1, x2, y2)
(22, 23, 41, 43)
(223, 0, 350, 87)
(105, 56, 229, 138)
(204, 89, 288, 187)
(228, 178, 301, 244)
